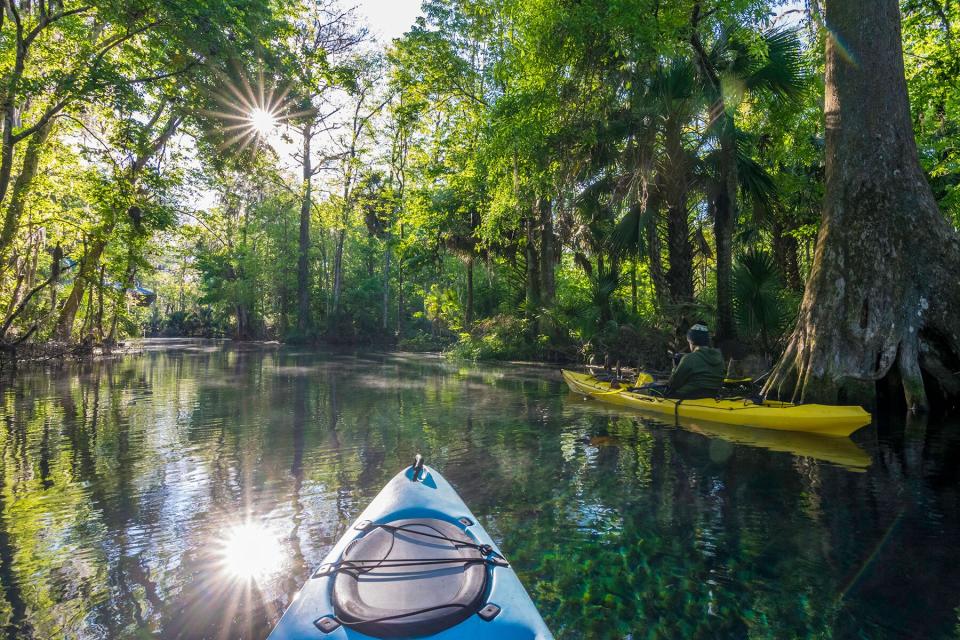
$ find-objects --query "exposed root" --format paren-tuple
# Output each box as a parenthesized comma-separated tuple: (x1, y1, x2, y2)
(897, 335, 928, 413)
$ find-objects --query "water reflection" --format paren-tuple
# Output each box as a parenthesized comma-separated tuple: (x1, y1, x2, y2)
(564, 392, 873, 472)
(0, 340, 957, 639)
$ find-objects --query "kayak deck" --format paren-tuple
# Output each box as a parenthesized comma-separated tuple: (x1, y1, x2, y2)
(561, 369, 871, 437)
(268, 461, 554, 640)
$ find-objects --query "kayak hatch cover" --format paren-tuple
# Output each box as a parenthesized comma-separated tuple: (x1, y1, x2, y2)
(268, 455, 554, 639)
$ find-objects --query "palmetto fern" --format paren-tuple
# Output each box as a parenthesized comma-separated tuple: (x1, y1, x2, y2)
(732, 249, 788, 351)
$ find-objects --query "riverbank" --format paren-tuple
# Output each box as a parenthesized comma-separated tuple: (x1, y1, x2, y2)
(0, 337, 284, 372)
(0, 340, 140, 372)
(2, 321, 772, 383)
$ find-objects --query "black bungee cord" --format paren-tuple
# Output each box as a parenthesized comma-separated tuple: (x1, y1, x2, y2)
(312, 522, 507, 633)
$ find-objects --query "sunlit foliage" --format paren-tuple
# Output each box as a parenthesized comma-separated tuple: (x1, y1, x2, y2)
(0, 0, 957, 367)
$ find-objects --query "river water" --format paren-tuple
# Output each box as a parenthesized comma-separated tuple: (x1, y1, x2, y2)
(0, 339, 958, 639)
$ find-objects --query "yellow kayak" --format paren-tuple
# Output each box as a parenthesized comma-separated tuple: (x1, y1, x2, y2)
(561, 369, 871, 437)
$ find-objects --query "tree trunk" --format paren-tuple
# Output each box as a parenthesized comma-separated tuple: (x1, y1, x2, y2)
(691, 6, 737, 339)
(297, 122, 313, 336)
(538, 197, 556, 307)
(713, 134, 737, 340)
(597, 254, 616, 325)
(0, 105, 16, 214)
(524, 213, 540, 313)
(764, 0, 960, 411)
(0, 120, 52, 262)
(382, 241, 390, 333)
(665, 197, 693, 302)
(663, 119, 693, 303)
(771, 221, 804, 292)
(97, 265, 106, 342)
(81, 282, 95, 338)
(646, 205, 667, 303)
(106, 245, 137, 344)
(320, 233, 330, 316)
(236, 303, 251, 340)
(465, 256, 474, 328)
(332, 229, 346, 314)
(56, 238, 107, 341)
(397, 223, 404, 336)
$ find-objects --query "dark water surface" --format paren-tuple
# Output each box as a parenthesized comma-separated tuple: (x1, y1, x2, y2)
(1, 340, 959, 639)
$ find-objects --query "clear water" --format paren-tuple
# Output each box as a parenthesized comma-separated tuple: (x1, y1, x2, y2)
(1, 339, 958, 639)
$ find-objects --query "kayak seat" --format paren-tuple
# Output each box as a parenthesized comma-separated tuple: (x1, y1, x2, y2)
(332, 518, 490, 637)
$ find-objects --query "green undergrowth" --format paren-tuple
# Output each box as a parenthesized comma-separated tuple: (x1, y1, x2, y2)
(443, 315, 675, 368)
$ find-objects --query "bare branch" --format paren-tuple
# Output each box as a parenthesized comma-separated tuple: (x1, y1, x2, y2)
(59, 114, 121, 170)
(129, 61, 200, 84)
(132, 113, 182, 176)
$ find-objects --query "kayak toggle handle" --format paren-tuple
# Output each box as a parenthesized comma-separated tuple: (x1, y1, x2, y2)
(411, 454, 424, 481)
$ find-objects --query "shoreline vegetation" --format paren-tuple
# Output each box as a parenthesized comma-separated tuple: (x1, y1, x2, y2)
(1, 0, 959, 413)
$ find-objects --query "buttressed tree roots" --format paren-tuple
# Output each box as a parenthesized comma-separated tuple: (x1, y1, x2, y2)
(765, 0, 960, 411)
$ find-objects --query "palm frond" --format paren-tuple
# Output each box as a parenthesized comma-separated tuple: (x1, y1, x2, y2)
(643, 59, 703, 119)
(576, 175, 616, 219)
(590, 269, 622, 306)
(737, 152, 777, 212)
(732, 249, 788, 346)
(609, 203, 653, 258)
(745, 28, 808, 103)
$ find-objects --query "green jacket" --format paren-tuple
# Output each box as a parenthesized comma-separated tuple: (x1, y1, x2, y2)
(667, 347, 724, 399)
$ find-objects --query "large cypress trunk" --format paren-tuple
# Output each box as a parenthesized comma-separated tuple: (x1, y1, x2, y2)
(765, 0, 960, 410)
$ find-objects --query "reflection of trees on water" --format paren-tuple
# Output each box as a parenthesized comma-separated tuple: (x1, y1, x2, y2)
(0, 417, 26, 637)
(284, 370, 307, 614)
(508, 414, 960, 638)
(0, 348, 958, 638)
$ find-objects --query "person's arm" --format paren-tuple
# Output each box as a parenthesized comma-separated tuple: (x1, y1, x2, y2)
(668, 354, 694, 394)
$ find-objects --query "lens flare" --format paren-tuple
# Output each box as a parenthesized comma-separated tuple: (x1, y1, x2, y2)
(221, 521, 284, 581)
(249, 108, 277, 137)
(204, 66, 306, 154)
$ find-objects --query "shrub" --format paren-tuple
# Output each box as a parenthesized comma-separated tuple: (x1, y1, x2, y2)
(732, 249, 798, 352)
(582, 321, 673, 372)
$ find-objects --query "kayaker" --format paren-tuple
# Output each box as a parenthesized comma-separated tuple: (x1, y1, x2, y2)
(666, 323, 724, 399)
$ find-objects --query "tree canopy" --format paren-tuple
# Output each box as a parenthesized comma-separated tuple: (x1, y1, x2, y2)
(1, 0, 958, 407)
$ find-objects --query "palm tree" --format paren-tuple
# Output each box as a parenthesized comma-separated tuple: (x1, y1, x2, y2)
(629, 59, 706, 305)
(691, 25, 808, 341)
